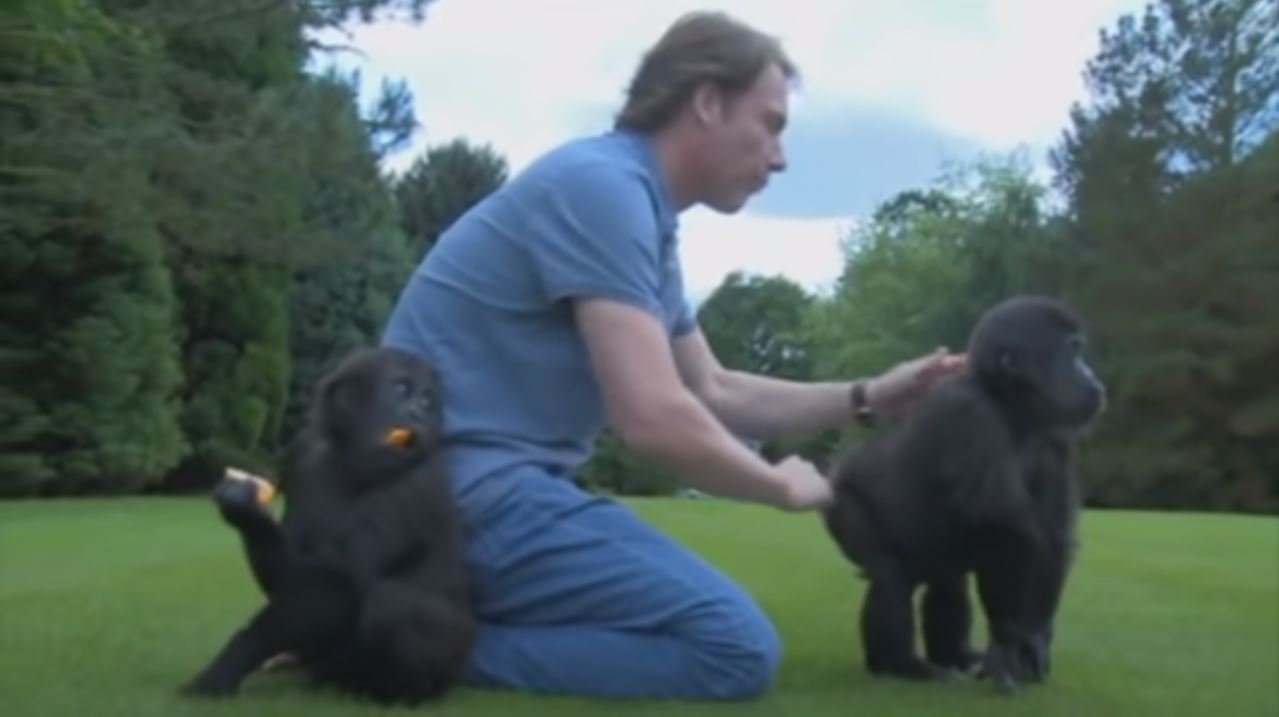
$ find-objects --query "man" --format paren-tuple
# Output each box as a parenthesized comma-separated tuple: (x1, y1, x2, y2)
(380, 10, 965, 701)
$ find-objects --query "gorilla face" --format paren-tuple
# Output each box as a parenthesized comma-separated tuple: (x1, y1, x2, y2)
(319, 347, 444, 479)
(1040, 331, 1106, 430)
(968, 296, 1107, 432)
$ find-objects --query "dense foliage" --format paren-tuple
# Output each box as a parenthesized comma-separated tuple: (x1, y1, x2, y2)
(0, 0, 505, 494)
(1, 0, 1273, 512)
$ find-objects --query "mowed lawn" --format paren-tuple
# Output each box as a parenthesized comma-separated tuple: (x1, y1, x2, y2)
(1, 495, 1275, 717)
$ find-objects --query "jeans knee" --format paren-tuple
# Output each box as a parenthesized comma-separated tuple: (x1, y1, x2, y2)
(698, 611, 783, 700)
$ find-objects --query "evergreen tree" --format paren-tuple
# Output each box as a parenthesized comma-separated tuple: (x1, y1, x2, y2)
(1049, 0, 1278, 511)
(394, 138, 509, 258)
(279, 72, 417, 450)
(0, 0, 185, 495)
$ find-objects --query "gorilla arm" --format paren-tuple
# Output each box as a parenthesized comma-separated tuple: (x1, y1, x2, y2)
(212, 472, 291, 596)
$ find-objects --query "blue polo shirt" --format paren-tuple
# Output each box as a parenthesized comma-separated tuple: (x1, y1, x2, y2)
(381, 129, 696, 496)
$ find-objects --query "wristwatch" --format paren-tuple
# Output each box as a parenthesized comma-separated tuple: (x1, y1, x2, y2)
(850, 379, 875, 427)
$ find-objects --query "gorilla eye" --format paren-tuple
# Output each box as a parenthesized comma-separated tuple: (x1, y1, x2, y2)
(393, 379, 412, 398)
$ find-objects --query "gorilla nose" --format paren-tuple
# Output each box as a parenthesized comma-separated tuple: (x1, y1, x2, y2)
(1078, 386, 1107, 424)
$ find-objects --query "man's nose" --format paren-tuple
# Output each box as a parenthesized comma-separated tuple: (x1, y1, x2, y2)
(770, 141, 786, 173)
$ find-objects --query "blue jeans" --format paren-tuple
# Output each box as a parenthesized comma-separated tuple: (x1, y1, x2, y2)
(453, 466, 782, 700)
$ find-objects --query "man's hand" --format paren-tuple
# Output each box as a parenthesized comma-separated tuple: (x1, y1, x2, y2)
(773, 455, 833, 511)
(867, 347, 967, 418)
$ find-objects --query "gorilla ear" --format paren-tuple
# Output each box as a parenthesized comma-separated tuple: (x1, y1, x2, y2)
(998, 349, 1019, 373)
(320, 374, 370, 437)
(325, 378, 360, 414)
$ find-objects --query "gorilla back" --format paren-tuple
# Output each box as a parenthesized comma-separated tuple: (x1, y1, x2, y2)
(183, 347, 476, 705)
(822, 296, 1105, 693)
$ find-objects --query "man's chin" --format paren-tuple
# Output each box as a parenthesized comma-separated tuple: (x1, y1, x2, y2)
(703, 193, 751, 214)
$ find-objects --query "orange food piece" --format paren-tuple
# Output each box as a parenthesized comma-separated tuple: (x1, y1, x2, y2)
(385, 427, 413, 446)
(225, 467, 276, 504)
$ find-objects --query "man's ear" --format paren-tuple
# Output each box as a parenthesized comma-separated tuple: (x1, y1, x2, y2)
(690, 82, 723, 126)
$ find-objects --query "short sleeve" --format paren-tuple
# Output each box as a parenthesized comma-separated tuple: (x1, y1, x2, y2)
(671, 298, 696, 336)
(526, 164, 666, 319)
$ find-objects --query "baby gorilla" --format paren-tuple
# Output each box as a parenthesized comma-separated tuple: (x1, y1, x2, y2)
(822, 296, 1106, 693)
(182, 347, 475, 705)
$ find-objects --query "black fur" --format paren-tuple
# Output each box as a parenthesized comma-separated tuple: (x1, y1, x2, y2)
(822, 296, 1106, 693)
(182, 347, 475, 705)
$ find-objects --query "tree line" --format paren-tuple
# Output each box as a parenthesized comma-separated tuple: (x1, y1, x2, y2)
(2, 0, 1274, 513)
(1, 0, 505, 494)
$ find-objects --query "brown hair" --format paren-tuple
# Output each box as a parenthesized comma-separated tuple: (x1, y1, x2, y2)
(614, 11, 798, 132)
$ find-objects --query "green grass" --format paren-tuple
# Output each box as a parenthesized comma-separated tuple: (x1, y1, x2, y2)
(1, 496, 1275, 716)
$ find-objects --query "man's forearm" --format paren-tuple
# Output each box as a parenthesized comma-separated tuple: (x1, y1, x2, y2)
(621, 388, 795, 507)
(700, 370, 860, 441)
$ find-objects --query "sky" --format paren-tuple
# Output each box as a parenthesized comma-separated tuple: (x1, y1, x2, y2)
(314, 0, 1148, 305)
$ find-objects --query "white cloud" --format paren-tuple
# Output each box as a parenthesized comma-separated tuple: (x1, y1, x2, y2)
(677, 208, 854, 304)
(313, 0, 1145, 297)
(780, 0, 1150, 149)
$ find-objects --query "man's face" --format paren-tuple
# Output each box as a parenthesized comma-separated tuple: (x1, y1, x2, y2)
(696, 62, 789, 213)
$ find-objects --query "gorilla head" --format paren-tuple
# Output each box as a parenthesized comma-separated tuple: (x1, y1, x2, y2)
(967, 296, 1106, 432)
(315, 347, 443, 480)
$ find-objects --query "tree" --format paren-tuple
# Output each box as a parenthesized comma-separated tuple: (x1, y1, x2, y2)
(135, 0, 315, 488)
(0, 0, 186, 495)
(810, 157, 1058, 382)
(394, 138, 509, 258)
(697, 272, 816, 380)
(133, 1, 433, 489)
(1052, 0, 1278, 205)
(0, 0, 443, 495)
(279, 72, 417, 449)
(1047, 0, 1279, 512)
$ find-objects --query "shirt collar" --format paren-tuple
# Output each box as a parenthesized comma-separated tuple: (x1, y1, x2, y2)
(612, 127, 679, 238)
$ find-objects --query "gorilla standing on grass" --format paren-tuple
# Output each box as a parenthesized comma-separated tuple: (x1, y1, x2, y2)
(823, 296, 1106, 693)
(182, 347, 475, 705)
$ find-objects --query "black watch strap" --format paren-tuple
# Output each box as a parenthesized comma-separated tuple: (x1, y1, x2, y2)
(850, 380, 875, 427)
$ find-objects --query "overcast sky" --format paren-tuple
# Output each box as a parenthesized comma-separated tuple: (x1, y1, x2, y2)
(315, 0, 1146, 303)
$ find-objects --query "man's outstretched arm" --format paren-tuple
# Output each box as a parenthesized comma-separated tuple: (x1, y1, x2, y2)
(574, 297, 832, 511)
(671, 327, 966, 442)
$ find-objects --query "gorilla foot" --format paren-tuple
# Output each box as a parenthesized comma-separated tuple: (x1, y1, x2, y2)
(975, 641, 1029, 694)
(180, 671, 242, 699)
(930, 647, 984, 674)
(870, 655, 956, 682)
(1019, 631, 1053, 682)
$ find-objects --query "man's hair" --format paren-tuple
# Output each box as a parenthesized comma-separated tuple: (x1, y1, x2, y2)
(615, 11, 798, 132)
